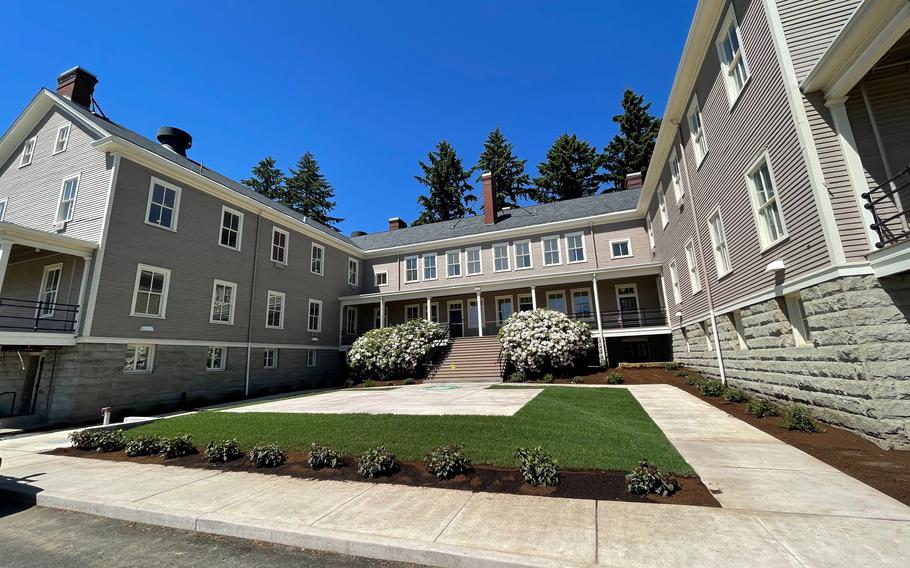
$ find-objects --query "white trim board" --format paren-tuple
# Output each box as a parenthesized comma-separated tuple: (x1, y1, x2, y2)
(76, 336, 340, 350)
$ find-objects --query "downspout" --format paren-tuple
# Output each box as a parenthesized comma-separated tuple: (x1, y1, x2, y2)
(675, 126, 728, 384)
(245, 213, 263, 397)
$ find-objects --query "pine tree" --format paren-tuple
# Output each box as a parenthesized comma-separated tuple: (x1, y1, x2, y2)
(475, 127, 531, 212)
(285, 151, 344, 227)
(532, 134, 603, 203)
(242, 156, 286, 202)
(601, 88, 662, 191)
(413, 141, 477, 226)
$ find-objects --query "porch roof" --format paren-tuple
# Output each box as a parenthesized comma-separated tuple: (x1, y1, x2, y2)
(0, 221, 97, 257)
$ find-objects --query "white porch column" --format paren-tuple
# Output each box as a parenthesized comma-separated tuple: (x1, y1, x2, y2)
(338, 302, 346, 345)
(591, 274, 606, 366)
(73, 254, 93, 334)
(530, 285, 538, 310)
(426, 296, 432, 322)
(0, 239, 13, 297)
(379, 297, 385, 328)
(475, 289, 483, 337)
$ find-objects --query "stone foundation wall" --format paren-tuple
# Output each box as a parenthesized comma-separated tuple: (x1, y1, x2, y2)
(673, 274, 910, 449)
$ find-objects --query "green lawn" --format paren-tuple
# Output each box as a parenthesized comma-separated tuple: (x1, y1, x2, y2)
(127, 387, 692, 474)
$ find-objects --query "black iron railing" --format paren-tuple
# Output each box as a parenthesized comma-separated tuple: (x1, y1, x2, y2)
(0, 298, 79, 333)
(567, 308, 668, 329)
(862, 166, 910, 249)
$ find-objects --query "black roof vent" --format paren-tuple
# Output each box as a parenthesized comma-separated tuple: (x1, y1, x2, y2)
(351, 230, 367, 238)
(156, 126, 192, 157)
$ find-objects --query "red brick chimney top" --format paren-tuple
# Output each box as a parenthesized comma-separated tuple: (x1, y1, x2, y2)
(625, 172, 643, 191)
(482, 172, 496, 224)
(56, 67, 98, 108)
(388, 217, 407, 231)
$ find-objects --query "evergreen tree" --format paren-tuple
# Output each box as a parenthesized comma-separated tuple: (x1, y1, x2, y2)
(285, 151, 344, 227)
(242, 156, 286, 202)
(532, 134, 602, 203)
(601, 88, 662, 191)
(475, 127, 531, 212)
(413, 141, 477, 225)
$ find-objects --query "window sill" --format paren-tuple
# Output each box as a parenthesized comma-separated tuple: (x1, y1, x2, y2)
(310, 270, 324, 277)
(611, 255, 633, 260)
(218, 243, 241, 253)
(717, 269, 733, 281)
(696, 150, 709, 171)
(18, 162, 32, 169)
(759, 234, 790, 254)
(130, 313, 166, 320)
(515, 266, 534, 271)
(209, 320, 235, 326)
(567, 260, 587, 265)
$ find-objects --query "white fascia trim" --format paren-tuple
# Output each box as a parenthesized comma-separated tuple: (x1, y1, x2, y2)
(80, 152, 120, 337)
(76, 336, 340, 350)
(867, 239, 910, 279)
(595, 326, 672, 338)
(0, 332, 76, 346)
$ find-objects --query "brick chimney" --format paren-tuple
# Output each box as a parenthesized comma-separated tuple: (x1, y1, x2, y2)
(56, 67, 98, 108)
(625, 172, 643, 191)
(481, 172, 496, 224)
(388, 217, 407, 231)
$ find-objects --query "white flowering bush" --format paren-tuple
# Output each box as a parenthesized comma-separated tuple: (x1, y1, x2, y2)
(347, 319, 447, 380)
(499, 309, 593, 375)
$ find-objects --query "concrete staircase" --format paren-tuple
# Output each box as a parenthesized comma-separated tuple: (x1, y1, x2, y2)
(430, 336, 503, 383)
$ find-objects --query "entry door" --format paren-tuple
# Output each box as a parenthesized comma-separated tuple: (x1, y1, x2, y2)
(448, 301, 464, 337)
(496, 296, 513, 325)
(616, 284, 641, 327)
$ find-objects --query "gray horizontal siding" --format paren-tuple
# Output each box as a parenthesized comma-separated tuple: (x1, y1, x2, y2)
(777, 0, 861, 82)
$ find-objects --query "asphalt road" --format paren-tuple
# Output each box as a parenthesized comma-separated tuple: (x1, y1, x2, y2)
(0, 498, 427, 568)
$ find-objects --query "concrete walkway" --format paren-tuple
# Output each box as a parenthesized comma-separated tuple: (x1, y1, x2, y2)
(2, 385, 909, 567)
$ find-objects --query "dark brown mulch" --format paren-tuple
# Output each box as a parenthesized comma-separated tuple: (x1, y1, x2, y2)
(47, 447, 718, 507)
(595, 366, 910, 507)
(348, 378, 423, 388)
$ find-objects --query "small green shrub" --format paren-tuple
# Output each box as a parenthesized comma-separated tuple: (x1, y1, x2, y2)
(626, 460, 681, 497)
(69, 429, 126, 452)
(747, 399, 779, 418)
(676, 371, 689, 378)
(69, 429, 102, 450)
(606, 371, 624, 385)
(425, 443, 472, 480)
(125, 435, 163, 457)
(507, 371, 526, 383)
(343, 378, 354, 388)
(570, 376, 583, 384)
(356, 446, 399, 478)
(542, 373, 556, 384)
(664, 362, 680, 371)
(308, 443, 344, 469)
(686, 374, 704, 386)
(723, 388, 750, 403)
(159, 434, 197, 459)
(385, 381, 394, 386)
(515, 446, 560, 487)
(205, 439, 242, 463)
(784, 405, 818, 432)
(403, 378, 416, 385)
(362, 378, 376, 388)
(699, 379, 725, 397)
(249, 444, 287, 468)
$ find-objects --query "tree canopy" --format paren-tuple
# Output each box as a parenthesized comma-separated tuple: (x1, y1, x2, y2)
(242, 156, 285, 202)
(413, 141, 477, 226)
(601, 88, 662, 191)
(244, 152, 344, 228)
(475, 128, 531, 212)
(532, 134, 603, 203)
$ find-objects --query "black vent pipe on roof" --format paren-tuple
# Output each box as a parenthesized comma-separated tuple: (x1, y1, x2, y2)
(156, 126, 192, 156)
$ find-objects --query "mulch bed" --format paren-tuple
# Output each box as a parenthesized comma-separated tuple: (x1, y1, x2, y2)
(47, 447, 718, 507)
(604, 366, 910, 507)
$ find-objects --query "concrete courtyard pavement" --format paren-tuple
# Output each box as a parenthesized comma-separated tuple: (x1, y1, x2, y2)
(1, 384, 909, 567)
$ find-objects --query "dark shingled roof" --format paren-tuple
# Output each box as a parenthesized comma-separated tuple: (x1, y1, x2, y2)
(349, 189, 641, 250)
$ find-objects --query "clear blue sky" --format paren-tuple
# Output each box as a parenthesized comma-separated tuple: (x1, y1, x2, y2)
(4, 0, 695, 235)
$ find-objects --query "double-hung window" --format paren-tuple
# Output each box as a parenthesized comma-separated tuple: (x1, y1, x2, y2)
(656, 184, 669, 228)
(263, 348, 278, 369)
(38, 263, 63, 317)
(446, 250, 461, 278)
(542, 236, 561, 266)
(684, 240, 701, 293)
(687, 97, 708, 166)
(56, 174, 80, 224)
(514, 240, 532, 269)
(54, 124, 71, 154)
(146, 178, 181, 230)
(304, 349, 317, 367)
(20, 136, 36, 167)
(307, 299, 322, 332)
(668, 260, 682, 305)
(571, 289, 592, 317)
(747, 156, 787, 248)
(210, 280, 237, 324)
(422, 253, 437, 280)
(465, 247, 482, 275)
(348, 258, 360, 286)
(670, 149, 684, 203)
(0, 198, 7, 221)
(717, 6, 750, 104)
(566, 232, 586, 263)
(124, 344, 153, 373)
(493, 243, 510, 272)
(131, 264, 170, 318)
(206, 347, 226, 371)
(375, 271, 388, 287)
(310, 243, 324, 275)
(271, 228, 288, 264)
(266, 291, 285, 329)
(219, 206, 243, 251)
(404, 256, 419, 282)
(610, 239, 632, 259)
(707, 210, 732, 277)
(645, 215, 655, 250)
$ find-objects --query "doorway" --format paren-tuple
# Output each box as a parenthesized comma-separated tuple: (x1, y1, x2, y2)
(615, 284, 641, 327)
(448, 301, 464, 337)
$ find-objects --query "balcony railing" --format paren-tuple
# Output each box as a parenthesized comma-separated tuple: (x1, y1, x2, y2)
(0, 298, 79, 333)
(862, 166, 910, 249)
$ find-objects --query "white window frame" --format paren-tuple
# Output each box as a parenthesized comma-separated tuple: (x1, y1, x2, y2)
(374, 270, 388, 287)
(645, 215, 655, 250)
(422, 253, 438, 281)
(513, 239, 533, 270)
(218, 205, 244, 251)
(53, 123, 71, 154)
(348, 257, 360, 286)
(209, 279, 238, 325)
(445, 250, 462, 278)
(404, 255, 420, 282)
(716, 5, 751, 107)
(344, 305, 358, 335)
(19, 136, 37, 167)
(707, 209, 732, 278)
(570, 288, 593, 317)
(266, 290, 286, 329)
(405, 304, 421, 321)
(546, 291, 567, 313)
(656, 183, 669, 228)
(493, 243, 511, 272)
(684, 240, 702, 294)
(56, 173, 80, 225)
(541, 235, 562, 266)
(465, 246, 482, 275)
(271, 227, 289, 265)
(745, 152, 788, 250)
(495, 295, 515, 324)
(518, 294, 534, 312)
(668, 259, 682, 305)
(307, 298, 323, 332)
(609, 238, 632, 259)
(130, 264, 171, 319)
(731, 310, 748, 350)
(784, 293, 812, 348)
(145, 177, 182, 231)
(206, 346, 227, 371)
(0, 198, 7, 221)
(263, 348, 278, 369)
(304, 349, 317, 367)
(687, 96, 709, 167)
(37, 262, 63, 318)
(310, 242, 324, 276)
(124, 344, 154, 373)
(565, 232, 587, 263)
(670, 148, 685, 204)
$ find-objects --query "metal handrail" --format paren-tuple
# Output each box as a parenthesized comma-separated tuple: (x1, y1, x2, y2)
(422, 322, 452, 380)
(862, 165, 910, 248)
(0, 297, 79, 332)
